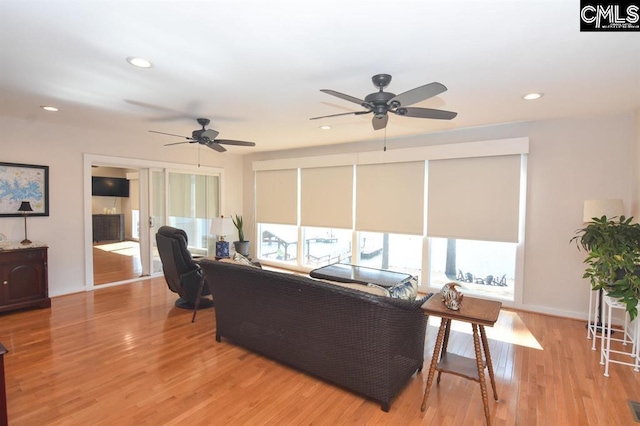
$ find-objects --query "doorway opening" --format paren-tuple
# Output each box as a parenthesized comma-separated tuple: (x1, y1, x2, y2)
(90, 165, 144, 286)
(85, 155, 223, 289)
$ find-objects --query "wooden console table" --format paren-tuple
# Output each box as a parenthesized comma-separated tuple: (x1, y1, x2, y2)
(420, 295, 501, 424)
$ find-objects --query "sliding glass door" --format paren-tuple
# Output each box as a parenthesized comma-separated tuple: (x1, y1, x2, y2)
(166, 172, 220, 257)
(145, 169, 220, 275)
(149, 169, 166, 275)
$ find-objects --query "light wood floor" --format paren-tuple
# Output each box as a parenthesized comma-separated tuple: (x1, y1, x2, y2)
(1, 278, 639, 425)
(92, 241, 142, 285)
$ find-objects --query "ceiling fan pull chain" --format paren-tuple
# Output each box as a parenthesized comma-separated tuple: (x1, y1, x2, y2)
(383, 127, 387, 152)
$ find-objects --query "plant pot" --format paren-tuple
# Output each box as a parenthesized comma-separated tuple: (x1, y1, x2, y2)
(234, 241, 250, 257)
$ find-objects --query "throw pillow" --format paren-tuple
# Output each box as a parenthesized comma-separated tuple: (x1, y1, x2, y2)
(366, 283, 392, 297)
(388, 276, 419, 301)
(233, 252, 262, 268)
(218, 253, 261, 269)
(313, 278, 390, 297)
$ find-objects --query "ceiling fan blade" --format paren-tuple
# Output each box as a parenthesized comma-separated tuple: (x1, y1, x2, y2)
(320, 89, 366, 106)
(164, 141, 192, 146)
(396, 107, 457, 120)
(390, 82, 448, 107)
(215, 139, 256, 147)
(149, 130, 191, 139)
(201, 129, 220, 140)
(372, 114, 389, 130)
(204, 141, 227, 152)
(310, 110, 371, 120)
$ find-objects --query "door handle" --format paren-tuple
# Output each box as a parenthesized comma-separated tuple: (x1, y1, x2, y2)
(149, 217, 154, 228)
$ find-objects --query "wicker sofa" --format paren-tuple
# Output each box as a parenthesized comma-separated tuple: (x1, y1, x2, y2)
(198, 259, 431, 411)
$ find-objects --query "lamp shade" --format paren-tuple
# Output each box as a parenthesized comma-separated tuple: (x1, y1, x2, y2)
(583, 199, 624, 222)
(210, 217, 235, 237)
(18, 201, 33, 212)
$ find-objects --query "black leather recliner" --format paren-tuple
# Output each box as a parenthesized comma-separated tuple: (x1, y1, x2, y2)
(155, 226, 213, 309)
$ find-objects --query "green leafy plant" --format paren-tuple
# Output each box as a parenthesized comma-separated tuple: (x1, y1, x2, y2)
(232, 214, 245, 242)
(571, 215, 640, 320)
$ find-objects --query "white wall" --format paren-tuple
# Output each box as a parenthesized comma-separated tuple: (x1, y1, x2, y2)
(2, 111, 637, 317)
(635, 110, 640, 218)
(0, 116, 244, 297)
(242, 111, 639, 319)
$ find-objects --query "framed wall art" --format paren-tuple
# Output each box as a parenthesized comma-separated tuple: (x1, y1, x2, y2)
(0, 162, 49, 217)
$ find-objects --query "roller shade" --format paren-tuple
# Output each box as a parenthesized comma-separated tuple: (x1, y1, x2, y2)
(255, 169, 298, 225)
(355, 161, 425, 235)
(301, 166, 353, 229)
(427, 155, 521, 242)
(168, 173, 219, 219)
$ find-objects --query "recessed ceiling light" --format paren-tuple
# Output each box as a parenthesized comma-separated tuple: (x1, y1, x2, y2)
(126, 57, 153, 68)
(320, 125, 331, 130)
(41, 106, 58, 112)
(522, 92, 544, 100)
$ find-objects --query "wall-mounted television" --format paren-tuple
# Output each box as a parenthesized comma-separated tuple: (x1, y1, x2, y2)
(92, 176, 130, 197)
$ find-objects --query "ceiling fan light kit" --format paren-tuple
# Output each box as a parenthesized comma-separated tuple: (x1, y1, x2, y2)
(149, 117, 256, 153)
(310, 73, 457, 130)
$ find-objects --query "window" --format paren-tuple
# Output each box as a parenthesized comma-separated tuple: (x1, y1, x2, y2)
(302, 227, 352, 267)
(253, 139, 527, 300)
(358, 232, 423, 279)
(258, 223, 298, 264)
(428, 237, 516, 301)
(167, 173, 219, 256)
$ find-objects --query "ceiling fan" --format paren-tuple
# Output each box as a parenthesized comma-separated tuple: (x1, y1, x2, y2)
(149, 118, 256, 152)
(310, 74, 457, 130)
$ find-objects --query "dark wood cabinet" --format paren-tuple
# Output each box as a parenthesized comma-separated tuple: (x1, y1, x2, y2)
(93, 214, 124, 242)
(0, 246, 50, 313)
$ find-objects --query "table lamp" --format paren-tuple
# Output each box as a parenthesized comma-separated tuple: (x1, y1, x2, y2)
(210, 216, 235, 258)
(18, 201, 33, 245)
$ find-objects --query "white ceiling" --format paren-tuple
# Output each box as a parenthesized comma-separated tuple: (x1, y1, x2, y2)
(1, 0, 639, 154)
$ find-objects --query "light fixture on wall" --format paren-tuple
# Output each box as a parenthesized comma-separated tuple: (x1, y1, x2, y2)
(210, 216, 235, 258)
(583, 199, 624, 222)
(18, 201, 33, 245)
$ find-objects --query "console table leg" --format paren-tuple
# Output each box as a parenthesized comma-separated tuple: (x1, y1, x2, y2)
(473, 324, 491, 425)
(479, 325, 498, 400)
(421, 318, 448, 412)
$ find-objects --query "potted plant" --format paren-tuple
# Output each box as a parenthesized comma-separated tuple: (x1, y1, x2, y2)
(571, 215, 640, 320)
(232, 214, 250, 257)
